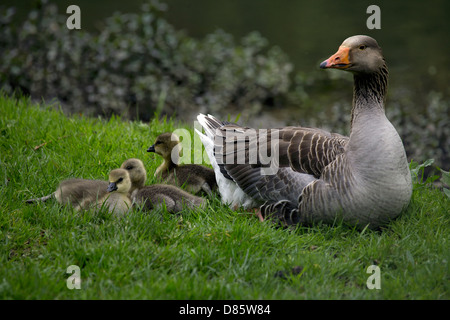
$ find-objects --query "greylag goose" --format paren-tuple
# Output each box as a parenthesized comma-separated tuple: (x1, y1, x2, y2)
(26, 158, 147, 211)
(131, 183, 206, 213)
(147, 132, 217, 196)
(196, 35, 412, 229)
(98, 168, 132, 215)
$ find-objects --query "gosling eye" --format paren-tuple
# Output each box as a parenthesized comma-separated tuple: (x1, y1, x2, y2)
(126, 165, 133, 170)
(359, 45, 367, 50)
(117, 177, 123, 183)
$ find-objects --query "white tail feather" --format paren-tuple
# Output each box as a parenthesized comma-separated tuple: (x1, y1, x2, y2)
(195, 116, 257, 209)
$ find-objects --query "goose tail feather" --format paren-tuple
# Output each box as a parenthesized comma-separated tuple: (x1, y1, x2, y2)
(260, 200, 302, 227)
(197, 113, 232, 139)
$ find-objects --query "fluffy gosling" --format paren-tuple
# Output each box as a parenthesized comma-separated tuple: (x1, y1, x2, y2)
(120, 158, 147, 196)
(98, 168, 132, 215)
(26, 158, 147, 211)
(131, 184, 206, 213)
(147, 132, 217, 196)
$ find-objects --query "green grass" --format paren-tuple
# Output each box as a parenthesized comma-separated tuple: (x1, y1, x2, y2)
(0, 94, 449, 300)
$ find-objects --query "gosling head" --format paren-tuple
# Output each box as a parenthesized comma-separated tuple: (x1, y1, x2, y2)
(319, 35, 385, 74)
(120, 158, 147, 188)
(107, 169, 132, 194)
(147, 132, 181, 161)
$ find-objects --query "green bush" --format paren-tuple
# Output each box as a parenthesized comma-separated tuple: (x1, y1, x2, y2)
(0, 1, 292, 120)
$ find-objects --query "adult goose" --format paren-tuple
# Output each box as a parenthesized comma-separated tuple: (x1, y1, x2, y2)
(196, 35, 412, 229)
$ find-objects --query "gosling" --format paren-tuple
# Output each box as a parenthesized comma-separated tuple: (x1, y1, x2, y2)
(98, 169, 132, 215)
(25, 158, 147, 211)
(120, 158, 147, 196)
(147, 132, 217, 196)
(131, 184, 206, 213)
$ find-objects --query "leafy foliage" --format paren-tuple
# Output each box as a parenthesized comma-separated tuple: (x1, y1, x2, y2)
(439, 168, 450, 199)
(409, 159, 450, 199)
(409, 159, 438, 186)
(0, 1, 292, 120)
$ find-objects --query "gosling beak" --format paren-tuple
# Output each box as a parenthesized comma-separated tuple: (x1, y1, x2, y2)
(147, 144, 155, 153)
(107, 182, 118, 192)
(320, 46, 351, 69)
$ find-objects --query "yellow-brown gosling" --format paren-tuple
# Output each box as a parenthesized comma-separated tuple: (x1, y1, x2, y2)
(119, 158, 147, 196)
(98, 168, 132, 215)
(147, 132, 217, 196)
(25, 158, 147, 211)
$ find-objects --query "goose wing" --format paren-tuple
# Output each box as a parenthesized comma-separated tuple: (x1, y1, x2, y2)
(224, 163, 317, 205)
(198, 114, 348, 179)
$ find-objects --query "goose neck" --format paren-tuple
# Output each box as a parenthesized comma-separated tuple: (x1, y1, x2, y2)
(350, 66, 389, 128)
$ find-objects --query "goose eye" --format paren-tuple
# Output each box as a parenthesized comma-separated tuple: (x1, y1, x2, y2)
(117, 177, 123, 183)
(155, 141, 162, 145)
(126, 166, 133, 170)
(359, 45, 366, 50)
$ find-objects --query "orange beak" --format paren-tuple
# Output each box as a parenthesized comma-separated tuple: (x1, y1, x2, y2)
(320, 46, 351, 69)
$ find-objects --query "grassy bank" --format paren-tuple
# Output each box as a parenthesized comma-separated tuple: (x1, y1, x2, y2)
(0, 95, 448, 299)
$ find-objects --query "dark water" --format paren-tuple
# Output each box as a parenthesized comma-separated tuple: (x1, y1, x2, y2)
(160, 0, 450, 131)
(163, 0, 449, 82)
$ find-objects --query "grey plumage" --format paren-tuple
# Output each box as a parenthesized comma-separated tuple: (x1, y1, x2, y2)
(53, 178, 109, 211)
(197, 35, 412, 229)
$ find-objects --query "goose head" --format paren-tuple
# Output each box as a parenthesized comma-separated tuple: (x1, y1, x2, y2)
(120, 158, 147, 188)
(320, 35, 385, 74)
(147, 132, 181, 162)
(107, 169, 132, 194)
